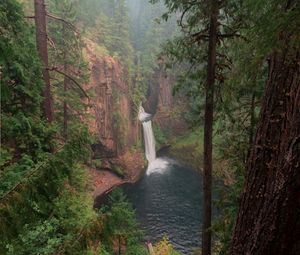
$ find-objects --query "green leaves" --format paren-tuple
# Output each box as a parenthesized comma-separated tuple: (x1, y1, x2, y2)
(0, 1, 146, 255)
(0, 1, 49, 200)
(0, 131, 95, 254)
(101, 189, 145, 254)
(53, 186, 95, 230)
(6, 219, 64, 255)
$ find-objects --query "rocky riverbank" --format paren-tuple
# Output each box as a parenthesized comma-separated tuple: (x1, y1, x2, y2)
(91, 150, 146, 206)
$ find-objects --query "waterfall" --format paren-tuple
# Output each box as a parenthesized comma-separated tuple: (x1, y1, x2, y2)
(139, 106, 156, 163)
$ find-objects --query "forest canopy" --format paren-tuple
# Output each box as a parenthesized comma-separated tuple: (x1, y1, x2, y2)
(0, 0, 299, 255)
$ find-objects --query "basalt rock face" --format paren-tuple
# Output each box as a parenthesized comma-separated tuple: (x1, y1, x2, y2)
(84, 40, 140, 160)
(142, 63, 188, 137)
(153, 67, 188, 137)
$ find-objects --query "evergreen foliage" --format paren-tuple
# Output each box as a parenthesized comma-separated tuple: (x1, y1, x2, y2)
(47, 0, 90, 138)
(0, 128, 96, 254)
(150, 0, 290, 252)
(152, 0, 299, 253)
(100, 189, 148, 255)
(78, 0, 179, 113)
(0, 1, 96, 254)
(2, 0, 296, 253)
(78, 0, 134, 66)
(128, 0, 178, 110)
(0, 0, 53, 196)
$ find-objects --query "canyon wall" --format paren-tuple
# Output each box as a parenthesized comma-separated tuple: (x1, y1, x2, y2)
(153, 67, 189, 137)
(84, 39, 141, 160)
(83, 39, 187, 183)
(82, 39, 189, 199)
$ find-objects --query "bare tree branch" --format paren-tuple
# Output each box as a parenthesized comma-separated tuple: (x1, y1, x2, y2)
(46, 12, 77, 32)
(48, 67, 90, 100)
(47, 36, 59, 62)
(218, 32, 248, 42)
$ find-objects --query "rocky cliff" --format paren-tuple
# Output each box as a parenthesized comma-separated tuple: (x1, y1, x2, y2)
(152, 67, 188, 137)
(83, 40, 188, 199)
(84, 39, 141, 158)
(83, 39, 145, 198)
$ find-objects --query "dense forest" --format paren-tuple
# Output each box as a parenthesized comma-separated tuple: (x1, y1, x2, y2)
(0, 0, 299, 255)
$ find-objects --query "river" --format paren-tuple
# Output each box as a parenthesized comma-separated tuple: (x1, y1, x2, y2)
(124, 157, 203, 254)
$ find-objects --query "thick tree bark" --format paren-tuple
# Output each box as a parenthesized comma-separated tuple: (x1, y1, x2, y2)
(247, 93, 256, 159)
(34, 0, 53, 122)
(202, 1, 218, 254)
(230, 48, 300, 254)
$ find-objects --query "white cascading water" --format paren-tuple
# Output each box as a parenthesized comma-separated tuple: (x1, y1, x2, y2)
(139, 106, 156, 163)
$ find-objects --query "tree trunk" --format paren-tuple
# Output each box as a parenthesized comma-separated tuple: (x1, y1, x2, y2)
(202, 1, 218, 255)
(62, 23, 68, 139)
(34, 0, 53, 122)
(230, 48, 300, 254)
(118, 235, 121, 255)
(247, 93, 256, 160)
(63, 69, 68, 139)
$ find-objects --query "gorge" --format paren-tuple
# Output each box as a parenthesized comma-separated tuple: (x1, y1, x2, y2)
(2, 0, 296, 254)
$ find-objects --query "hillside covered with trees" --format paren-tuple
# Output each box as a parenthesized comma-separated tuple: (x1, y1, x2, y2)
(0, 0, 299, 255)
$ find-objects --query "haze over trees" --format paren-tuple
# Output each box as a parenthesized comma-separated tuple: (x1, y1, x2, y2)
(0, 0, 299, 255)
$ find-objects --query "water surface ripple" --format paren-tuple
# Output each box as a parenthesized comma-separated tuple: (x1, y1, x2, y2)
(124, 157, 203, 254)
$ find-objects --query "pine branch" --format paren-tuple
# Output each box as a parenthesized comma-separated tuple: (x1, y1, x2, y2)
(47, 36, 59, 61)
(46, 13, 77, 32)
(0, 162, 47, 202)
(179, 3, 195, 29)
(54, 215, 104, 255)
(0, 146, 64, 203)
(218, 32, 240, 38)
(54, 217, 102, 255)
(218, 32, 248, 42)
(175, 0, 203, 33)
(191, 28, 210, 42)
(48, 67, 90, 100)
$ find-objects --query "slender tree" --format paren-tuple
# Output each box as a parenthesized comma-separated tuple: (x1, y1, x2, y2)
(48, 0, 89, 139)
(62, 22, 69, 138)
(202, 1, 219, 254)
(150, 0, 241, 253)
(0, 1, 96, 254)
(34, 0, 53, 122)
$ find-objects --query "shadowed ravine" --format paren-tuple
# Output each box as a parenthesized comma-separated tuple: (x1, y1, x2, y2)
(124, 157, 203, 254)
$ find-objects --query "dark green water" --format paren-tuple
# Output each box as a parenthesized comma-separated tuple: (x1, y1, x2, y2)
(124, 157, 203, 254)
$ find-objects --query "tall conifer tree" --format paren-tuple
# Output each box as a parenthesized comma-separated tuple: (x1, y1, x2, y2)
(34, 0, 53, 122)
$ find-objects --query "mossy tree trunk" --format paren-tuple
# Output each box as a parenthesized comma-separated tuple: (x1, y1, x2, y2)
(230, 48, 300, 254)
